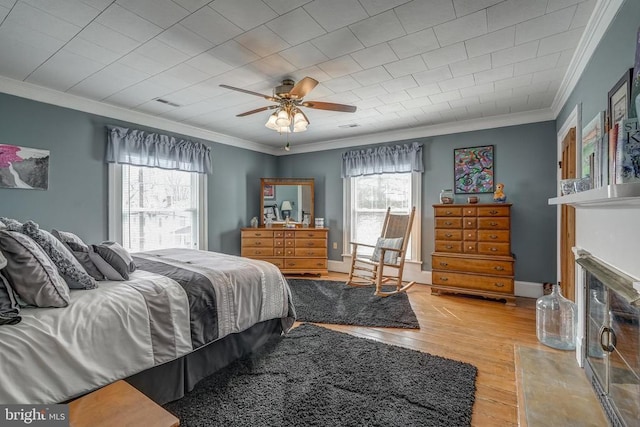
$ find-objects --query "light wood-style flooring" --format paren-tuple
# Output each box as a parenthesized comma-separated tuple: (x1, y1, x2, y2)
(287, 273, 539, 427)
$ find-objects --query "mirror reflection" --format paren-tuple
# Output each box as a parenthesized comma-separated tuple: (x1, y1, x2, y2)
(261, 178, 314, 225)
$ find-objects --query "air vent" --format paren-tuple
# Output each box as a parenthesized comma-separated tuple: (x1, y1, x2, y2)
(338, 123, 361, 128)
(155, 98, 181, 107)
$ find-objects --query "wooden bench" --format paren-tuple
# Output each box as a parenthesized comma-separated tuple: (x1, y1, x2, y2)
(69, 380, 179, 427)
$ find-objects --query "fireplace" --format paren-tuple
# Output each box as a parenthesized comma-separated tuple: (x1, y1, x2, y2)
(577, 252, 640, 427)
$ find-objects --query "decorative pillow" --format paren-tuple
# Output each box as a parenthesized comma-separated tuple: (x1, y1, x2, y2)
(0, 230, 70, 308)
(0, 269, 21, 326)
(22, 221, 97, 290)
(370, 237, 404, 264)
(0, 220, 5, 230)
(93, 241, 136, 280)
(0, 217, 22, 232)
(51, 229, 104, 281)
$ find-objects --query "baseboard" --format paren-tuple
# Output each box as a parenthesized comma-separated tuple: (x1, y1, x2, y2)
(329, 258, 542, 298)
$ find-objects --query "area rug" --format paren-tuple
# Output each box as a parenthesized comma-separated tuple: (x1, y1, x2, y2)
(165, 324, 477, 427)
(287, 278, 419, 328)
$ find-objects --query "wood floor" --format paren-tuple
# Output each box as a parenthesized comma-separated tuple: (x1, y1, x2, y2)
(287, 273, 539, 427)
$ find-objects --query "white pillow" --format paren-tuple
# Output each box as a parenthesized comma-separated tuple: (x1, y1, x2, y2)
(371, 237, 404, 264)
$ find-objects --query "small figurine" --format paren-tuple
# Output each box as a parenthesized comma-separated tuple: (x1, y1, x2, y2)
(493, 183, 507, 203)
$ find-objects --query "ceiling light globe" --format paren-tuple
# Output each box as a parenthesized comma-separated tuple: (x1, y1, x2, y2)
(265, 113, 278, 130)
(275, 110, 291, 127)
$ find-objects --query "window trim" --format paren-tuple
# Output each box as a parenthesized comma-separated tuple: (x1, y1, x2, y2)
(342, 172, 421, 262)
(108, 163, 208, 251)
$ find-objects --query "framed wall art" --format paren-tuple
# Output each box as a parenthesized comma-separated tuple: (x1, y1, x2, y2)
(607, 68, 633, 128)
(263, 184, 275, 199)
(0, 144, 49, 190)
(454, 145, 494, 194)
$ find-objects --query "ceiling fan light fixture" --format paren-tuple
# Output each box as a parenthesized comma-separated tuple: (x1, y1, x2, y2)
(265, 113, 278, 130)
(275, 109, 291, 127)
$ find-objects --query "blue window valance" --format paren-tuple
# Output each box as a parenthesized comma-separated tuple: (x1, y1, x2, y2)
(341, 142, 424, 178)
(106, 126, 212, 174)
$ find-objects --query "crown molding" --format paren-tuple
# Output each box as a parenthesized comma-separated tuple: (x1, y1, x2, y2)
(0, 76, 279, 156)
(280, 108, 555, 155)
(551, 0, 624, 117)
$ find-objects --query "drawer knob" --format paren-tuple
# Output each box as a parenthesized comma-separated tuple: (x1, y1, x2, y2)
(316, 263, 323, 267)
(489, 210, 498, 214)
(255, 233, 262, 236)
(256, 251, 262, 254)
(490, 235, 498, 239)
(494, 283, 504, 287)
(439, 262, 448, 267)
(490, 222, 498, 226)
(307, 251, 313, 255)
(494, 266, 504, 271)
(444, 221, 452, 225)
(467, 222, 472, 226)
(445, 245, 453, 249)
(468, 246, 473, 250)
(255, 242, 261, 246)
(445, 233, 453, 237)
(440, 277, 448, 281)
(490, 247, 498, 252)
(445, 211, 453, 215)
(307, 242, 314, 246)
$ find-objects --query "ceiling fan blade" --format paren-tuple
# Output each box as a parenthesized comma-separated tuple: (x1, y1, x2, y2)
(236, 105, 278, 117)
(301, 101, 357, 113)
(288, 77, 318, 99)
(219, 84, 279, 102)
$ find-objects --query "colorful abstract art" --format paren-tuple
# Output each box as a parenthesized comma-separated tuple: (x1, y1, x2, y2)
(454, 145, 494, 194)
(0, 144, 49, 190)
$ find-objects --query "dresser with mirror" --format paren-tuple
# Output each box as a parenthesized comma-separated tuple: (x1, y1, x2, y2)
(241, 178, 328, 276)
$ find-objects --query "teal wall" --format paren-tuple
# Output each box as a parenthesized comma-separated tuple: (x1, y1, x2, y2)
(0, 93, 276, 254)
(557, 0, 639, 127)
(278, 121, 558, 283)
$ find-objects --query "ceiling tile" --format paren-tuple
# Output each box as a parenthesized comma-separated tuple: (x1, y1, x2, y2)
(429, 90, 461, 104)
(351, 84, 388, 99)
(434, 10, 487, 46)
(64, 37, 121, 65)
(449, 96, 479, 108)
(350, 43, 398, 70)
(378, 90, 411, 103)
(8, 2, 81, 41)
(311, 27, 363, 59)
(465, 26, 515, 58)
(384, 55, 426, 78)
(0, 0, 17, 6)
(208, 40, 260, 68)
(77, 22, 140, 56)
(262, 0, 312, 14)
(438, 75, 475, 92)
(358, 0, 411, 15)
(235, 25, 290, 57)
(135, 39, 190, 69)
(116, 0, 189, 29)
(395, 0, 456, 34)
(304, 0, 367, 32)
(160, 100, 222, 121)
(249, 54, 297, 78)
(0, 5, 8, 22)
(349, 10, 405, 47)
(381, 75, 417, 92)
(180, 6, 243, 45)
(412, 66, 452, 86)
(171, 0, 210, 12)
(104, 80, 172, 107)
(460, 82, 494, 97)
(388, 28, 439, 60)
(474, 64, 514, 84)
(155, 24, 213, 57)
(556, 48, 576, 68)
(279, 42, 329, 68)
(376, 103, 405, 114)
(479, 88, 513, 103)
(538, 27, 583, 56)
(494, 73, 533, 91)
(118, 51, 169, 75)
(351, 66, 392, 86)
(210, 0, 277, 31)
(450, 54, 491, 77)
(571, 0, 595, 29)
(0, 34, 60, 79)
(161, 63, 210, 85)
(323, 75, 361, 92)
(69, 62, 150, 99)
(452, 0, 503, 17)
(491, 40, 539, 68)
(355, 97, 385, 109)
(422, 43, 467, 69)
(21, 0, 101, 27)
(186, 51, 235, 76)
(266, 8, 326, 46)
(290, 65, 332, 83)
(487, 0, 547, 32)
(318, 55, 362, 78)
(408, 83, 442, 99)
(135, 99, 178, 114)
(511, 80, 550, 96)
(79, 0, 113, 8)
(547, 0, 581, 13)
(515, 6, 575, 44)
(514, 53, 560, 76)
(96, 3, 162, 42)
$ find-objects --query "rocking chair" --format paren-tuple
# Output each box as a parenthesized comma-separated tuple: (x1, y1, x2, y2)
(346, 207, 416, 297)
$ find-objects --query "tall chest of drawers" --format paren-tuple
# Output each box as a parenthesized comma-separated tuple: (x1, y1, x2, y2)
(431, 204, 515, 305)
(241, 227, 328, 276)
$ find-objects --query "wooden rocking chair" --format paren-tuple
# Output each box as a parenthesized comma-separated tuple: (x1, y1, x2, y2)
(346, 207, 416, 297)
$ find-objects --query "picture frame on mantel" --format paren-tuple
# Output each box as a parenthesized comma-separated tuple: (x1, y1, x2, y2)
(607, 68, 633, 129)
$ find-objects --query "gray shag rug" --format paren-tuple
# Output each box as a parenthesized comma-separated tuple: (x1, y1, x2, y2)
(164, 324, 477, 427)
(287, 279, 419, 329)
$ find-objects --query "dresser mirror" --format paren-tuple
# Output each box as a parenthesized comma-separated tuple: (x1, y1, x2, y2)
(261, 178, 314, 226)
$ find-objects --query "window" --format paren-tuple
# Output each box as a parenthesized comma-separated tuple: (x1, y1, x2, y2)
(109, 164, 207, 252)
(346, 172, 421, 261)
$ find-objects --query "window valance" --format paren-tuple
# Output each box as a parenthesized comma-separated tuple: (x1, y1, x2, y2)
(341, 142, 424, 178)
(106, 126, 212, 174)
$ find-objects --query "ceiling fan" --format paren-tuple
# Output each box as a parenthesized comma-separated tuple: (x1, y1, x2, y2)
(219, 77, 357, 135)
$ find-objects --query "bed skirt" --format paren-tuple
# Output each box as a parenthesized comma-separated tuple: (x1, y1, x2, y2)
(125, 318, 283, 405)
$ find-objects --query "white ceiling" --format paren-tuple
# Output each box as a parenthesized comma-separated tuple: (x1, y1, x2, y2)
(0, 0, 597, 151)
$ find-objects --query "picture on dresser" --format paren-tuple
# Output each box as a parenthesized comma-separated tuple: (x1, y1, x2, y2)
(0, 144, 49, 190)
(263, 184, 275, 199)
(454, 145, 494, 194)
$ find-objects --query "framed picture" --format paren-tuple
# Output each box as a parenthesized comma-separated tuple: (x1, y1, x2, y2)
(607, 68, 633, 128)
(263, 184, 275, 199)
(581, 112, 604, 178)
(454, 145, 494, 194)
(630, 26, 640, 120)
(0, 144, 50, 190)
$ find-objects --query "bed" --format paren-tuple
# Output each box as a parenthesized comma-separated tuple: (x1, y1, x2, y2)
(0, 248, 295, 405)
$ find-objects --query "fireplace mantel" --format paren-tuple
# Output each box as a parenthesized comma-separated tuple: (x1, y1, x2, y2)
(548, 182, 640, 207)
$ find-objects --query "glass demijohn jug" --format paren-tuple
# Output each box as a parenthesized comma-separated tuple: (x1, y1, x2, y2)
(439, 189, 454, 204)
(536, 284, 577, 350)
